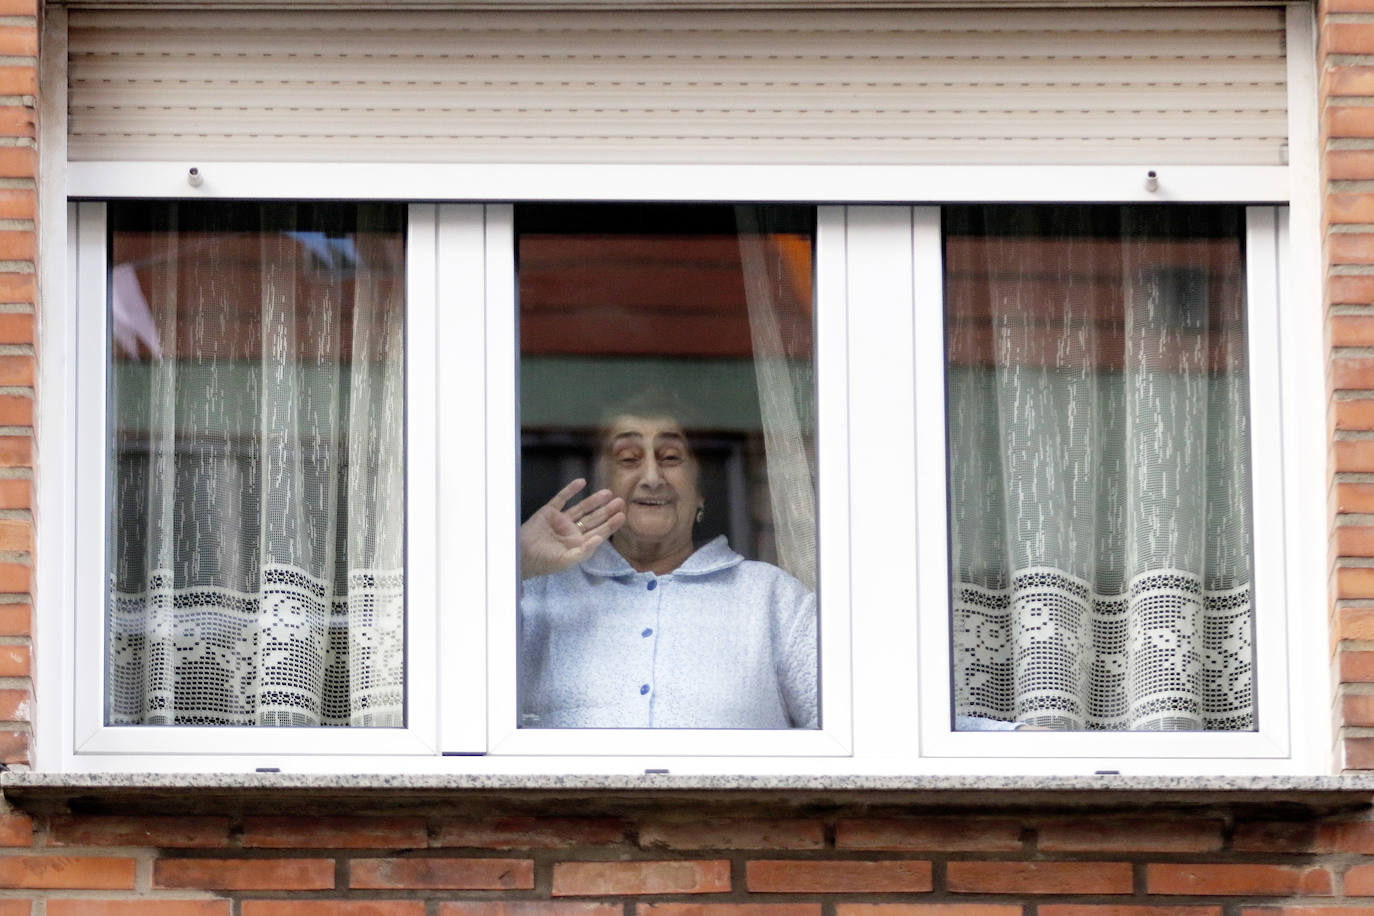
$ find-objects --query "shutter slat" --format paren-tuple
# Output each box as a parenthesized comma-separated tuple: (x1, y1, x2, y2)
(67, 7, 1288, 166)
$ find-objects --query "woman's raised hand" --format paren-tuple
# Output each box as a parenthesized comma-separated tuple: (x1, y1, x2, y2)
(519, 478, 626, 580)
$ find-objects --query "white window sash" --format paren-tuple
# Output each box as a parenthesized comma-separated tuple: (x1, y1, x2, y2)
(915, 205, 1302, 765)
(477, 205, 854, 759)
(67, 201, 441, 758)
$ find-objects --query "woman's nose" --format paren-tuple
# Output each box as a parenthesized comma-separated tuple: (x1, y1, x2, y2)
(640, 457, 663, 486)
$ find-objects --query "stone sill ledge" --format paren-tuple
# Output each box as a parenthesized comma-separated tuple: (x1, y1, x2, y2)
(5, 773, 1374, 816)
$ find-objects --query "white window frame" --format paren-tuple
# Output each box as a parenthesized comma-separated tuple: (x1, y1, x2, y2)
(53, 186, 1324, 776)
(39, 0, 1326, 775)
(915, 205, 1297, 763)
(66, 200, 442, 760)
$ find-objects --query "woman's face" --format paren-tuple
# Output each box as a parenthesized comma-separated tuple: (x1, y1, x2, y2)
(601, 414, 701, 558)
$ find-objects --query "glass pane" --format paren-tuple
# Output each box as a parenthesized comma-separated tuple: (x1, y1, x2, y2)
(516, 203, 819, 730)
(945, 204, 1255, 732)
(106, 202, 407, 727)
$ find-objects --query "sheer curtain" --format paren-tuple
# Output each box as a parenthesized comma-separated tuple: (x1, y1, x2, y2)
(736, 206, 818, 592)
(106, 202, 406, 727)
(946, 206, 1255, 731)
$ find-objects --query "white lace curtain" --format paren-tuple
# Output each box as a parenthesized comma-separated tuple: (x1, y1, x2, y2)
(946, 205, 1255, 731)
(736, 206, 818, 592)
(106, 202, 406, 727)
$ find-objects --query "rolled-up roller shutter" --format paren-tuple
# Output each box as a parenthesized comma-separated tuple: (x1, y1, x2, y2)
(67, 7, 1288, 165)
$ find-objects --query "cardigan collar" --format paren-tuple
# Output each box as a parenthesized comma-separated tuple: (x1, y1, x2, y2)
(582, 534, 743, 579)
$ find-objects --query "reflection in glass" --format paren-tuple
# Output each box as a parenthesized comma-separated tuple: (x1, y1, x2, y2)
(106, 202, 406, 727)
(945, 205, 1255, 731)
(516, 204, 819, 730)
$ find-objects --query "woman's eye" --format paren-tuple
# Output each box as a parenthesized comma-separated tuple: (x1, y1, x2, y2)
(616, 452, 641, 467)
(658, 452, 682, 465)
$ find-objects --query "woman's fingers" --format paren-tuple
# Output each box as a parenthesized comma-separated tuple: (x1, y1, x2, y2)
(547, 478, 588, 511)
(570, 487, 616, 517)
(572, 497, 625, 535)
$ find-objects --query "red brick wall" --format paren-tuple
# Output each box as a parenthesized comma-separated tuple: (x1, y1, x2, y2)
(0, 0, 34, 772)
(4, 3, 1374, 914)
(1323, 0, 1374, 769)
(0, 807, 1368, 911)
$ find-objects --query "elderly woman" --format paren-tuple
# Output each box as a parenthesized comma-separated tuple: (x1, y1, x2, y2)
(518, 409, 818, 729)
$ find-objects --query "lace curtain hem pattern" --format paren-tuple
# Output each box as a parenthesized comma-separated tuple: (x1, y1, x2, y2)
(953, 565, 1254, 731)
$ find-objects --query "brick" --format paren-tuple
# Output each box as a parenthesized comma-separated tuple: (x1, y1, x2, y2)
(155, 858, 334, 890)
(554, 860, 730, 896)
(0, 810, 31, 845)
(49, 904, 231, 916)
(0, 27, 32, 58)
(1327, 22, 1374, 54)
(1345, 862, 1374, 894)
(0, 516, 30, 552)
(1328, 0, 1374, 11)
(0, 276, 33, 305)
(351, 857, 533, 890)
(0, 904, 31, 916)
(0, 855, 136, 889)
(1329, 107, 1374, 139)
(435, 818, 626, 849)
(1231, 818, 1313, 856)
(747, 860, 932, 894)
(0, 561, 29, 592)
(243, 816, 427, 849)
(0, 355, 33, 386)
(1146, 863, 1332, 896)
(0, 147, 33, 179)
(1339, 648, 1374, 680)
(1338, 607, 1374, 642)
(444, 905, 623, 916)
(0, 479, 29, 510)
(642, 908, 823, 916)
(1330, 238, 1374, 270)
(0, 435, 31, 469)
(836, 818, 1020, 852)
(0, 687, 29, 720)
(1040, 909, 1222, 916)
(1329, 233, 1374, 264)
(1241, 910, 1374, 916)
(1342, 692, 1374, 726)
(0, 601, 26, 634)
(1328, 193, 1374, 225)
(1343, 735, 1374, 769)
(1330, 153, 1374, 182)
(0, 108, 32, 140)
(0, 0, 35, 12)
(1327, 66, 1374, 96)
(0, 67, 34, 97)
(640, 819, 823, 850)
(0, 394, 32, 427)
(0, 314, 31, 344)
(0, 436, 31, 469)
(837, 908, 1024, 916)
(1335, 402, 1374, 435)
(1330, 276, 1374, 306)
(947, 861, 1132, 895)
(243, 904, 425, 916)
(1338, 566, 1374, 597)
(49, 815, 231, 848)
(1319, 820, 1374, 851)
(0, 729, 28, 763)
(0, 643, 27, 676)
(1033, 818, 1220, 856)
